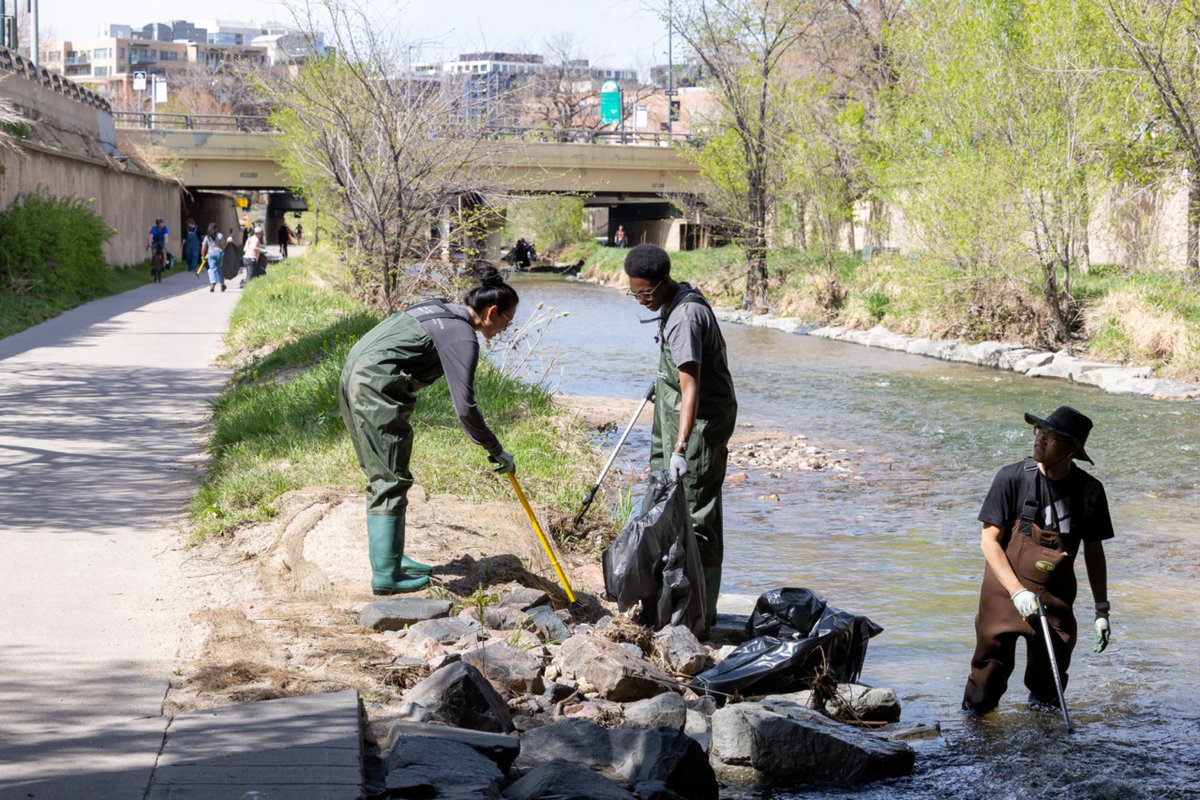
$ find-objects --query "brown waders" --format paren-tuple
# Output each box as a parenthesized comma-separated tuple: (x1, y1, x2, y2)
(339, 304, 457, 594)
(651, 291, 737, 629)
(963, 462, 1079, 713)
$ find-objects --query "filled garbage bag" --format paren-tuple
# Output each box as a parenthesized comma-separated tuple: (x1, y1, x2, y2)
(602, 471, 707, 635)
(690, 588, 883, 696)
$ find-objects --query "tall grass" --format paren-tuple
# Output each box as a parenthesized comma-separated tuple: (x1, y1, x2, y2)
(192, 245, 599, 540)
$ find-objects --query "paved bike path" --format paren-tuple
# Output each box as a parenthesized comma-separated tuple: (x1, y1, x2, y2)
(0, 270, 239, 798)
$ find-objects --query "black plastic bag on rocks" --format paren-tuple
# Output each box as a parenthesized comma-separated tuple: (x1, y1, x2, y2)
(690, 588, 883, 696)
(601, 471, 707, 636)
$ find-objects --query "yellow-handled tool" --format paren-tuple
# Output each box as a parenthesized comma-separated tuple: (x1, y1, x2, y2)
(507, 472, 576, 603)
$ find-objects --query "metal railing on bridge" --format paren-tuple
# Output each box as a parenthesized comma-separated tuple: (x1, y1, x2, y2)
(112, 111, 274, 132)
(112, 111, 690, 146)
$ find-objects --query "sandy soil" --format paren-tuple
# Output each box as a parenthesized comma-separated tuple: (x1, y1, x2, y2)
(169, 392, 850, 716)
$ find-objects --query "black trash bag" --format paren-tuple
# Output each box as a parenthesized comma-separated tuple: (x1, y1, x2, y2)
(690, 588, 883, 696)
(601, 471, 707, 636)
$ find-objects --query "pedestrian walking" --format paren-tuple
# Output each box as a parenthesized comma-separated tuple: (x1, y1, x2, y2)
(201, 223, 226, 292)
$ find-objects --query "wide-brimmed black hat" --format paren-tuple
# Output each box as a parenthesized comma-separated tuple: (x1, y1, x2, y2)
(1024, 406, 1094, 464)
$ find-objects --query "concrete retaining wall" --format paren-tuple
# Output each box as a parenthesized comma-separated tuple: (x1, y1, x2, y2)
(0, 143, 180, 266)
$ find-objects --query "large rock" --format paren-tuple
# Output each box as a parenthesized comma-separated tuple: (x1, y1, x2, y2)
(557, 634, 678, 702)
(653, 625, 712, 677)
(622, 692, 687, 730)
(383, 735, 505, 799)
(404, 661, 514, 733)
(503, 760, 636, 800)
(710, 701, 914, 785)
(516, 718, 717, 800)
(385, 720, 520, 772)
(360, 597, 453, 631)
(461, 641, 545, 694)
(514, 717, 612, 772)
(609, 725, 718, 800)
(766, 684, 901, 724)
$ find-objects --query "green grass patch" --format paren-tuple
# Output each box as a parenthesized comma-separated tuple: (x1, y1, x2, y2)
(192, 245, 600, 540)
(0, 263, 154, 339)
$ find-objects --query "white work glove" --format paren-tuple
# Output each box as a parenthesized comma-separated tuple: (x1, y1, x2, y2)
(1094, 602, 1111, 653)
(488, 449, 515, 475)
(1011, 588, 1039, 618)
(668, 452, 688, 481)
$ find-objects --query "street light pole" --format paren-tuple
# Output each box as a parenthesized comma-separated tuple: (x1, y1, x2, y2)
(666, 0, 674, 140)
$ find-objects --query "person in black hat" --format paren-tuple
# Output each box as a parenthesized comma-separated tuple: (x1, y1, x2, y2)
(962, 406, 1113, 715)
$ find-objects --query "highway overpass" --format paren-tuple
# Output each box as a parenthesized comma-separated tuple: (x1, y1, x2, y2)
(115, 128, 700, 197)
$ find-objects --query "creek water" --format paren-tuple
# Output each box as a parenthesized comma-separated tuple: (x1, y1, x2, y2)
(501, 276, 1200, 799)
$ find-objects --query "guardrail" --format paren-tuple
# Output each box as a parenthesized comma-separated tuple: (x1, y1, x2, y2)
(0, 46, 112, 113)
(112, 111, 274, 132)
(112, 112, 690, 146)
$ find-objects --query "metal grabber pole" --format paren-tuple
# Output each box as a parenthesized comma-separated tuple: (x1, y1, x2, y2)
(574, 382, 655, 525)
(1036, 594, 1073, 731)
(507, 472, 576, 603)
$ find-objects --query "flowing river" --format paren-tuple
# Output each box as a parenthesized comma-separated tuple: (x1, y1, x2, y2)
(503, 276, 1200, 799)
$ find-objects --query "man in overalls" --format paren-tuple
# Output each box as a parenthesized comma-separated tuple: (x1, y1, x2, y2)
(963, 406, 1113, 714)
(624, 244, 738, 632)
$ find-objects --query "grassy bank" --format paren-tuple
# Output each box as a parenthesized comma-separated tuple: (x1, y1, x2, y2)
(0, 263, 159, 339)
(570, 241, 1200, 381)
(192, 244, 601, 541)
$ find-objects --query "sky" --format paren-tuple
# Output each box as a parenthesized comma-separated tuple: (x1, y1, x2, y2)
(38, 0, 671, 72)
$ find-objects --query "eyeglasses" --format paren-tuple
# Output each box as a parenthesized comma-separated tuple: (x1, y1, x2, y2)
(1035, 426, 1070, 445)
(626, 280, 662, 300)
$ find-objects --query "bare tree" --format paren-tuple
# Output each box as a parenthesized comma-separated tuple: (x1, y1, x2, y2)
(259, 0, 503, 309)
(667, 0, 826, 310)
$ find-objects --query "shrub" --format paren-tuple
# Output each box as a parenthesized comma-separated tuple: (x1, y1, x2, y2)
(0, 192, 113, 299)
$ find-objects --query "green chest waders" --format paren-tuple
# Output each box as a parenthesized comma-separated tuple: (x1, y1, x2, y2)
(338, 300, 461, 593)
(652, 290, 737, 627)
(963, 462, 1080, 712)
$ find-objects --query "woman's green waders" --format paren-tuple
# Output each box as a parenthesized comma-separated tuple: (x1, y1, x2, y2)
(338, 311, 444, 594)
(651, 326, 737, 628)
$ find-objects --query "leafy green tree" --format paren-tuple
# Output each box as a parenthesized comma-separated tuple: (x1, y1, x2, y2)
(882, 0, 1132, 344)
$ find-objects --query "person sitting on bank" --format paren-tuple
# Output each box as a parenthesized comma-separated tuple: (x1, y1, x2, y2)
(624, 243, 738, 633)
(338, 265, 518, 595)
(962, 406, 1112, 715)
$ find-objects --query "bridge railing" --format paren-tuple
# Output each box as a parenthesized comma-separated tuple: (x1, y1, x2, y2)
(0, 46, 112, 113)
(112, 111, 690, 146)
(112, 111, 274, 132)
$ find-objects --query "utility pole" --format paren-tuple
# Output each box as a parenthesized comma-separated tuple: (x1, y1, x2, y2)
(26, 0, 36, 66)
(666, 0, 674, 140)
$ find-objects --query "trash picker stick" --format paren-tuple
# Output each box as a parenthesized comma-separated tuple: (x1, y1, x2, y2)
(508, 472, 576, 603)
(1036, 594, 1073, 731)
(574, 382, 655, 525)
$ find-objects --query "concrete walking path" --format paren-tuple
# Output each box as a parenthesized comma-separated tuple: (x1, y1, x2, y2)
(0, 269, 239, 798)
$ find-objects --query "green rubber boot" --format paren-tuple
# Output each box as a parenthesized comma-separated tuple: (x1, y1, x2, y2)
(367, 514, 429, 595)
(703, 562, 722, 629)
(400, 554, 432, 575)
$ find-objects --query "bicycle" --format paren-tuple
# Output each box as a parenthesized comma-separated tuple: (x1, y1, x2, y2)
(150, 242, 167, 283)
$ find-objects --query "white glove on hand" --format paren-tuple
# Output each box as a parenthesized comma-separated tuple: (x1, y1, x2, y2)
(1011, 588, 1039, 618)
(488, 449, 515, 474)
(668, 452, 688, 481)
(1094, 615, 1110, 653)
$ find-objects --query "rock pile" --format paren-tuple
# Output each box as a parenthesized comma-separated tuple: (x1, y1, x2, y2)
(359, 588, 921, 798)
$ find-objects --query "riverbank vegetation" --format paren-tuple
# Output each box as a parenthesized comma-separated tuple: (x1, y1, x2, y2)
(0, 192, 153, 339)
(573, 242, 1200, 380)
(620, 0, 1200, 378)
(191, 244, 601, 540)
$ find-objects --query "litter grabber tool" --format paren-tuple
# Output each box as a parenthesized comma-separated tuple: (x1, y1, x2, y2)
(507, 472, 576, 603)
(574, 382, 655, 525)
(1036, 594, 1073, 731)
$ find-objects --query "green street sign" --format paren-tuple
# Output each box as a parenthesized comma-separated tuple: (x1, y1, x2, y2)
(600, 80, 621, 125)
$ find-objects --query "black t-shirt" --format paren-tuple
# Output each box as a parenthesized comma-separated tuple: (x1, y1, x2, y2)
(978, 458, 1114, 543)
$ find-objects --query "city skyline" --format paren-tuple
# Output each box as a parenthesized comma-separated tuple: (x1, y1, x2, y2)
(37, 0, 670, 71)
